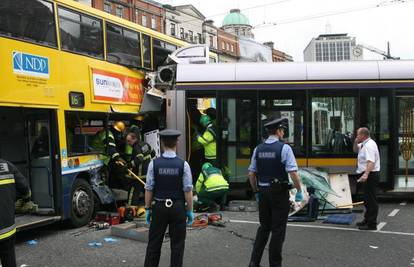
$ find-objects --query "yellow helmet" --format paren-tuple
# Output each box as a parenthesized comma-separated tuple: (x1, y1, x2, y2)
(134, 114, 145, 121)
(113, 121, 125, 132)
(137, 207, 146, 218)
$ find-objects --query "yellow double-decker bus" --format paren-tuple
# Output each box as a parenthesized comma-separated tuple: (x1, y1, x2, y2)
(0, 0, 207, 228)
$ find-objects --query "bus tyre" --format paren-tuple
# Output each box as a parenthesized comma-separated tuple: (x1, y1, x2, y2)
(70, 179, 94, 227)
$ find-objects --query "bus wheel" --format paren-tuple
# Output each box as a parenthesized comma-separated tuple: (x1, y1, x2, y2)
(70, 179, 94, 227)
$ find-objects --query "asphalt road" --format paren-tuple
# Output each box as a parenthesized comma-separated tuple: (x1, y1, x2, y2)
(13, 200, 414, 267)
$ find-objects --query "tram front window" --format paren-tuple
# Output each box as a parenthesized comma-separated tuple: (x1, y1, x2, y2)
(311, 96, 356, 154)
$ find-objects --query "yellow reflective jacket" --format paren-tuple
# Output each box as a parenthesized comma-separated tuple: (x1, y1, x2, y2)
(196, 166, 229, 193)
(197, 125, 216, 160)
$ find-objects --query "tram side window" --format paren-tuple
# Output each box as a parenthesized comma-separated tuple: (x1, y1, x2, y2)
(142, 34, 152, 69)
(259, 98, 304, 155)
(58, 7, 103, 58)
(0, 0, 57, 47)
(106, 23, 141, 68)
(153, 38, 177, 69)
(311, 96, 355, 154)
(65, 112, 105, 156)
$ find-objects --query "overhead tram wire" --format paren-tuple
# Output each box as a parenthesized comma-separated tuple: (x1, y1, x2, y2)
(170, 0, 292, 28)
(253, 0, 414, 29)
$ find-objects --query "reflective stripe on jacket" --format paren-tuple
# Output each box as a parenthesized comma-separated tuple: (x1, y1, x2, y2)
(196, 168, 229, 193)
(0, 159, 30, 240)
(197, 126, 217, 159)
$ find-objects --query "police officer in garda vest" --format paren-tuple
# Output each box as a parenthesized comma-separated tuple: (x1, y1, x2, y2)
(0, 159, 30, 267)
(144, 129, 194, 267)
(248, 118, 303, 267)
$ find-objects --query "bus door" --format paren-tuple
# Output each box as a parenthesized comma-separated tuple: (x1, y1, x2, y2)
(26, 109, 57, 212)
(218, 93, 257, 186)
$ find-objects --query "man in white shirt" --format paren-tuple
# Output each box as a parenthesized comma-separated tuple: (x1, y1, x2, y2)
(353, 127, 380, 230)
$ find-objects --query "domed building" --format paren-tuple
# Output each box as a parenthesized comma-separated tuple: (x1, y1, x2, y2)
(222, 9, 254, 39)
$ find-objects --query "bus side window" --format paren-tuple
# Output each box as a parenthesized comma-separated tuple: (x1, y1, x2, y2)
(142, 34, 151, 69)
(0, 0, 57, 47)
(58, 6, 103, 59)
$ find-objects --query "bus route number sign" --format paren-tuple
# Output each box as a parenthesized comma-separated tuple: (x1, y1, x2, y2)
(69, 92, 85, 108)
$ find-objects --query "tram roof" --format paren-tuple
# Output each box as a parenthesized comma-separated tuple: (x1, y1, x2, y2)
(176, 60, 414, 82)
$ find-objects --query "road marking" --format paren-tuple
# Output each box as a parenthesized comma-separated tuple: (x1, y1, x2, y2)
(388, 209, 400, 217)
(400, 202, 407, 206)
(377, 222, 387, 231)
(229, 219, 414, 237)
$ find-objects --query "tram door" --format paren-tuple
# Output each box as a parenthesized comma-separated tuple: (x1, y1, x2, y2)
(218, 94, 257, 185)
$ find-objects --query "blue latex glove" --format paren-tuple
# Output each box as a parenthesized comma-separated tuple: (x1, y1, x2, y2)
(145, 208, 152, 225)
(186, 210, 194, 226)
(254, 192, 260, 203)
(295, 191, 304, 202)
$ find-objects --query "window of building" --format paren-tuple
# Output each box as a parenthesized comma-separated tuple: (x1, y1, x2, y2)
(209, 35, 213, 47)
(226, 43, 230, 51)
(315, 43, 322, 61)
(188, 30, 193, 42)
(135, 9, 139, 23)
(311, 96, 356, 154)
(151, 16, 156, 30)
(235, 28, 239, 35)
(142, 15, 147, 27)
(170, 23, 176, 36)
(242, 28, 246, 36)
(106, 22, 140, 68)
(337, 42, 343, 61)
(142, 34, 151, 68)
(116, 5, 123, 18)
(104, 2, 111, 13)
(180, 28, 184, 39)
(230, 44, 234, 52)
(329, 42, 336, 61)
(344, 42, 350, 60)
(198, 33, 202, 43)
(0, 0, 57, 47)
(221, 42, 225, 50)
(58, 7, 103, 58)
(322, 42, 329, 61)
(153, 39, 177, 69)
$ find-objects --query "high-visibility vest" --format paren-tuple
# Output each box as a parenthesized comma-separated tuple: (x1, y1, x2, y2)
(197, 125, 217, 160)
(196, 166, 229, 193)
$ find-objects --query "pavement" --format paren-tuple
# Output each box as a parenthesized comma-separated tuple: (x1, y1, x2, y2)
(13, 200, 414, 267)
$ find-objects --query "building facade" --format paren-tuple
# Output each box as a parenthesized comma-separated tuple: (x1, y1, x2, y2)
(203, 20, 218, 52)
(217, 28, 239, 62)
(263, 42, 293, 62)
(164, 4, 204, 44)
(304, 33, 363, 62)
(92, 0, 164, 33)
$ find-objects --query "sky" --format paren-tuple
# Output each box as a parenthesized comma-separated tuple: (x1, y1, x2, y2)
(158, 0, 414, 61)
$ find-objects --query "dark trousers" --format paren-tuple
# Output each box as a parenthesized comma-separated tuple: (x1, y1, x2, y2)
(144, 200, 186, 267)
(250, 187, 290, 267)
(361, 172, 380, 226)
(0, 235, 16, 267)
(127, 179, 143, 206)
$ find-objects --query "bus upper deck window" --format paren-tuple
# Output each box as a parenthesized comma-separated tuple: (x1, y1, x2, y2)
(106, 23, 141, 68)
(142, 34, 151, 69)
(0, 0, 57, 47)
(58, 7, 103, 59)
